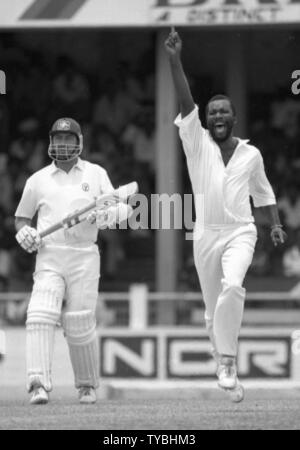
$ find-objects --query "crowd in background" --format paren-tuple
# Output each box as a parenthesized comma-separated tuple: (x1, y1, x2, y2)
(1, 35, 300, 296)
(249, 94, 300, 279)
(0, 35, 156, 293)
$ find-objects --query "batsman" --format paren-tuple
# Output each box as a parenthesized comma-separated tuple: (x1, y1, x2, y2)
(15, 118, 132, 405)
(165, 30, 287, 402)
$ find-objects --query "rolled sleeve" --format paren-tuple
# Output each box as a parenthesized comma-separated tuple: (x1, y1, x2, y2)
(250, 152, 276, 207)
(15, 178, 38, 219)
(174, 105, 204, 158)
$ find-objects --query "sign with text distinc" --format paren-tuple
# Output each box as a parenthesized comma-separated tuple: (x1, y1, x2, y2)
(1, 0, 300, 28)
(151, 0, 300, 26)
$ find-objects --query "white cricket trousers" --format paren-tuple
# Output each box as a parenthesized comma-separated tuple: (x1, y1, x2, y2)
(32, 244, 100, 313)
(193, 223, 257, 357)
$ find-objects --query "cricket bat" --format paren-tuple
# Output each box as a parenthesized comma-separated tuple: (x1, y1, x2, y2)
(39, 181, 138, 238)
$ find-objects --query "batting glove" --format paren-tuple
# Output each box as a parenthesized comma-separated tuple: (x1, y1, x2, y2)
(86, 203, 133, 229)
(86, 207, 117, 229)
(15, 225, 42, 253)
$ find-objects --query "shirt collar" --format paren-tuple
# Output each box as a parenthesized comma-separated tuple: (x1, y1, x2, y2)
(49, 157, 84, 175)
(221, 138, 250, 154)
(236, 138, 249, 149)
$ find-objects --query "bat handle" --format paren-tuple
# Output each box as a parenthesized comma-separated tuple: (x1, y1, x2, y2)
(171, 26, 176, 33)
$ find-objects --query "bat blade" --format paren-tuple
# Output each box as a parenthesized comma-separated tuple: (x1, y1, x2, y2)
(117, 181, 139, 198)
(95, 181, 138, 208)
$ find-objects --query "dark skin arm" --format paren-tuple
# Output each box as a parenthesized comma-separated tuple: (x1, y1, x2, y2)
(256, 204, 287, 246)
(164, 28, 195, 118)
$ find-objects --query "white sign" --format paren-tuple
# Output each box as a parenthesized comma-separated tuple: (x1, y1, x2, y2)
(167, 337, 290, 378)
(168, 340, 216, 376)
(100, 333, 291, 379)
(292, 330, 300, 355)
(151, 0, 300, 26)
(238, 340, 290, 377)
(101, 336, 158, 378)
(1, 0, 300, 28)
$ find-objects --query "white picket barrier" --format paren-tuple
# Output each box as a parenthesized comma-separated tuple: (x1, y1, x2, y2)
(0, 286, 300, 328)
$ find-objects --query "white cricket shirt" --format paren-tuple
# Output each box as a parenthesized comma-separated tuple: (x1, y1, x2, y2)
(15, 158, 114, 246)
(175, 106, 276, 227)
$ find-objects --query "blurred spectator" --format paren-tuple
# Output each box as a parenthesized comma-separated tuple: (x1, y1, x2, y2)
(0, 207, 15, 291)
(90, 125, 120, 171)
(80, 122, 93, 157)
(271, 97, 300, 140)
(277, 182, 300, 241)
(283, 229, 300, 277)
(90, 125, 132, 185)
(98, 229, 125, 281)
(121, 103, 156, 178)
(90, 125, 131, 280)
(13, 56, 51, 120)
(52, 56, 90, 122)
(250, 233, 271, 276)
(8, 118, 46, 174)
(0, 97, 10, 150)
(0, 154, 13, 214)
(122, 67, 155, 103)
(117, 61, 145, 103)
(93, 77, 138, 135)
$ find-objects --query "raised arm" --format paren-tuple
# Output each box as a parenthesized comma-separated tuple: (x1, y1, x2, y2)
(164, 29, 195, 118)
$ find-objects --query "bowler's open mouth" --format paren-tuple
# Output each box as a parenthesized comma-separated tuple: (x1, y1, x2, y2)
(214, 123, 226, 133)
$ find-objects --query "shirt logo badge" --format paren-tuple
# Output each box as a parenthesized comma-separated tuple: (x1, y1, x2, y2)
(57, 119, 71, 130)
(82, 183, 90, 192)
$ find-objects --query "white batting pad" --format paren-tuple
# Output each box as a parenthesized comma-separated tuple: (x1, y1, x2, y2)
(62, 310, 99, 389)
(26, 323, 55, 392)
(26, 286, 63, 392)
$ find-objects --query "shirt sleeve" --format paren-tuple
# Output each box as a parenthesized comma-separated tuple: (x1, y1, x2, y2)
(249, 151, 276, 207)
(100, 169, 115, 195)
(174, 105, 205, 158)
(15, 177, 38, 219)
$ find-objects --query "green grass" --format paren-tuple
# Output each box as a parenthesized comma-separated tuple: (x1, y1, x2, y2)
(0, 387, 300, 430)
